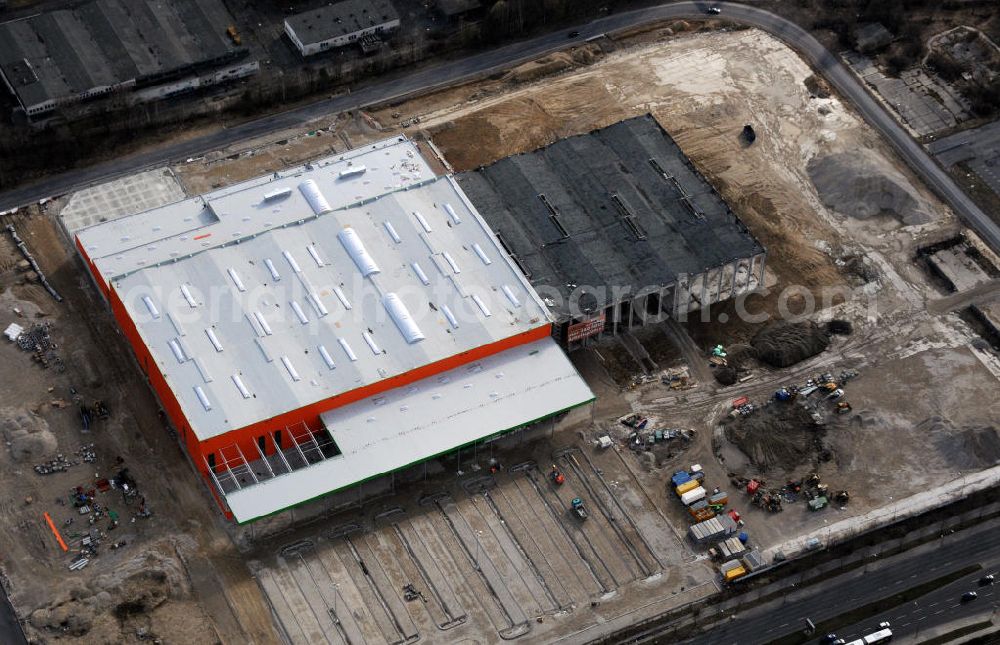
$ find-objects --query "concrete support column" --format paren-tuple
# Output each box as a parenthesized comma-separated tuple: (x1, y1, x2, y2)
(730, 259, 741, 298)
(757, 254, 767, 289)
(699, 272, 708, 312)
(716, 266, 725, 304)
(746, 256, 756, 294)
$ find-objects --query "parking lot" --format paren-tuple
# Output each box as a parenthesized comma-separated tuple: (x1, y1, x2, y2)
(250, 442, 708, 644)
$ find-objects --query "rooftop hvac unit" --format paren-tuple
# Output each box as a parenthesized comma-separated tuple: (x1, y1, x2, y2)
(205, 328, 224, 352)
(411, 261, 430, 285)
(231, 374, 252, 399)
(290, 300, 309, 324)
(298, 179, 332, 215)
(282, 250, 302, 273)
(440, 303, 459, 329)
(501, 284, 521, 308)
(383, 292, 425, 344)
(264, 258, 281, 281)
(141, 295, 160, 319)
(338, 337, 358, 362)
(443, 203, 461, 224)
(383, 220, 401, 243)
(307, 244, 325, 267)
(333, 286, 352, 310)
(168, 339, 187, 363)
(280, 356, 301, 381)
(180, 284, 198, 307)
(318, 344, 336, 369)
(194, 386, 211, 411)
(472, 243, 492, 265)
(413, 210, 432, 233)
(337, 227, 380, 277)
(307, 292, 329, 317)
(263, 187, 292, 202)
(339, 165, 367, 179)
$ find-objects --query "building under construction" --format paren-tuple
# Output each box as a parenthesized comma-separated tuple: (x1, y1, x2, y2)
(457, 114, 766, 348)
(75, 137, 594, 523)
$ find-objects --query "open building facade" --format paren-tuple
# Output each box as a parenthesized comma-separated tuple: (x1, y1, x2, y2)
(458, 115, 766, 349)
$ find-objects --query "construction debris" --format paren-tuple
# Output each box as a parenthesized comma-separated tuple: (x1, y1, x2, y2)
(6, 224, 63, 302)
(14, 322, 64, 371)
(33, 445, 96, 475)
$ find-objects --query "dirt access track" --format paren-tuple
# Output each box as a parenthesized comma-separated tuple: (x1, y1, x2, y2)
(3, 20, 1000, 645)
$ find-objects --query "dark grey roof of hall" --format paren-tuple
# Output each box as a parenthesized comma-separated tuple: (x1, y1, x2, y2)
(0, 0, 242, 109)
(456, 114, 764, 319)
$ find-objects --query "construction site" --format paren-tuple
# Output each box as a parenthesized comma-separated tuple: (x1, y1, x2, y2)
(1, 16, 999, 645)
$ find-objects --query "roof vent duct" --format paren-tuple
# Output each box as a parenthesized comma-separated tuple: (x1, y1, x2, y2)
(298, 179, 332, 215)
(383, 293, 425, 344)
(337, 227, 380, 277)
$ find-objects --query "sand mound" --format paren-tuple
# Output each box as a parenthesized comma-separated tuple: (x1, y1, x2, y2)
(925, 417, 1000, 469)
(724, 403, 824, 473)
(2, 408, 57, 462)
(751, 321, 830, 368)
(807, 152, 931, 224)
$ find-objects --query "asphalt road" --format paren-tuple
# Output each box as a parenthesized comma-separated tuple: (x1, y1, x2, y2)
(0, 585, 26, 645)
(685, 518, 1000, 644)
(1, 2, 998, 252)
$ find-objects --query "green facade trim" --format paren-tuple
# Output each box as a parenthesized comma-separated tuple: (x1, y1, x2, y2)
(235, 396, 595, 524)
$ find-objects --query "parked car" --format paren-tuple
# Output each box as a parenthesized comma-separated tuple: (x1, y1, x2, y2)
(962, 591, 978, 602)
(979, 574, 995, 586)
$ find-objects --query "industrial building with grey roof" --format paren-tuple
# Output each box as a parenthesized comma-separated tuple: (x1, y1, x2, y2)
(0, 0, 249, 116)
(456, 114, 767, 345)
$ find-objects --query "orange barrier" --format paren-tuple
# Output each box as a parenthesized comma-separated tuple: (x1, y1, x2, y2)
(43, 512, 68, 552)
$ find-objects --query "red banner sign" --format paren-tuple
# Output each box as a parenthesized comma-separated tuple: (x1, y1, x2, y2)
(567, 313, 606, 342)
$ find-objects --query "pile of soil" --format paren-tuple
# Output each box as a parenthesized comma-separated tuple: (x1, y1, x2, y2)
(724, 403, 824, 473)
(926, 417, 1000, 469)
(807, 152, 931, 225)
(1, 408, 57, 462)
(751, 321, 831, 368)
(826, 319, 853, 335)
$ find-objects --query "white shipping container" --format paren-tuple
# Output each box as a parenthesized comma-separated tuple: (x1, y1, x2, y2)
(680, 486, 706, 506)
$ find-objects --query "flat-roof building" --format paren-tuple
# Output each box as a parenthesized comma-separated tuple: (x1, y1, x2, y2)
(0, 0, 256, 119)
(457, 115, 766, 347)
(284, 0, 400, 57)
(76, 137, 593, 523)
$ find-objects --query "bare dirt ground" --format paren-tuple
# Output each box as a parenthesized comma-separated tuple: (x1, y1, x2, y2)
(5, 20, 1000, 645)
(0, 210, 277, 644)
(365, 24, 1000, 566)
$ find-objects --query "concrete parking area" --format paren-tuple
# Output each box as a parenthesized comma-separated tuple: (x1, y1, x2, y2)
(249, 441, 709, 644)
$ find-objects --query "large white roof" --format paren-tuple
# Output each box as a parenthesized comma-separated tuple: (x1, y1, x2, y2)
(77, 137, 433, 282)
(222, 338, 594, 523)
(77, 139, 552, 441)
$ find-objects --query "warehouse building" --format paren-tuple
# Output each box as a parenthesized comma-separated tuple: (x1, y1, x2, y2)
(75, 137, 593, 523)
(0, 0, 256, 120)
(284, 0, 400, 57)
(457, 115, 766, 348)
